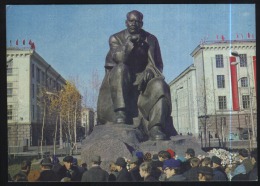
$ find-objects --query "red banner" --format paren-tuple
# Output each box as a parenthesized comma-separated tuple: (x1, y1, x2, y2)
(230, 57, 239, 111)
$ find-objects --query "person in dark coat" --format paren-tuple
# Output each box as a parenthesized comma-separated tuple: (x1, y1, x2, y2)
(211, 156, 228, 181)
(150, 154, 163, 180)
(198, 166, 214, 181)
(139, 162, 157, 182)
(238, 148, 253, 174)
(183, 157, 200, 181)
(248, 149, 258, 180)
(158, 150, 171, 181)
(50, 155, 67, 180)
(128, 156, 143, 181)
(115, 157, 132, 182)
(181, 148, 195, 173)
(81, 155, 109, 182)
(62, 156, 81, 181)
(13, 160, 31, 181)
(162, 159, 186, 181)
(108, 161, 119, 181)
(37, 157, 59, 181)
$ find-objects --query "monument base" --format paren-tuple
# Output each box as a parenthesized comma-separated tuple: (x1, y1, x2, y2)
(81, 123, 206, 172)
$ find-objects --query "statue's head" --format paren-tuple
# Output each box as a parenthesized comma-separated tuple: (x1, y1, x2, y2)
(125, 10, 143, 34)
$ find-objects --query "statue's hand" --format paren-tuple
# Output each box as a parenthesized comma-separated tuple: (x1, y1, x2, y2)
(143, 68, 154, 83)
(138, 69, 154, 92)
(130, 34, 140, 43)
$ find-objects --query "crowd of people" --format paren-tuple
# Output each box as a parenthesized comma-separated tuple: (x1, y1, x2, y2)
(9, 147, 257, 182)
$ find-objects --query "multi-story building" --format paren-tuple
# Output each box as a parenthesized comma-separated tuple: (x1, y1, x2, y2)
(169, 40, 256, 146)
(7, 47, 66, 146)
(81, 107, 95, 136)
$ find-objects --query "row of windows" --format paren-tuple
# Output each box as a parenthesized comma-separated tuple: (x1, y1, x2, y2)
(218, 95, 250, 110)
(217, 75, 248, 88)
(215, 54, 247, 68)
(31, 64, 61, 89)
(8, 104, 36, 121)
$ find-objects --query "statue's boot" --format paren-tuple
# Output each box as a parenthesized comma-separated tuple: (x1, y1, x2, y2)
(149, 126, 166, 141)
(115, 110, 126, 124)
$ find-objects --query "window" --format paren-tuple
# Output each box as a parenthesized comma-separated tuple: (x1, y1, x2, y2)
(239, 54, 247, 67)
(218, 96, 227, 109)
(37, 105, 41, 121)
(216, 55, 224, 68)
(32, 84, 35, 98)
(241, 77, 248, 87)
(32, 105, 35, 120)
(37, 85, 40, 96)
(242, 95, 250, 109)
(32, 64, 34, 78)
(37, 68, 40, 82)
(42, 72, 45, 84)
(7, 61, 13, 75)
(217, 75, 225, 88)
(7, 105, 13, 120)
(7, 83, 13, 97)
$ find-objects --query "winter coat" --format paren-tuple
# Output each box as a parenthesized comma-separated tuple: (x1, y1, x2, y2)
(37, 169, 59, 182)
(166, 174, 187, 181)
(183, 167, 199, 181)
(144, 175, 158, 182)
(129, 166, 142, 182)
(116, 167, 132, 182)
(212, 166, 228, 181)
(81, 165, 109, 182)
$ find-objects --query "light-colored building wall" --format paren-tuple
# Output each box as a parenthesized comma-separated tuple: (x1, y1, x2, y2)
(7, 47, 66, 146)
(169, 65, 199, 136)
(169, 40, 256, 144)
(81, 108, 95, 136)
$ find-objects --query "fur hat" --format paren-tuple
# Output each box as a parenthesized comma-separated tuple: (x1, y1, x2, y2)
(238, 149, 248, 158)
(167, 149, 175, 158)
(185, 148, 195, 156)
(40, 158, 53, 166)
(63, 156, 73, 163)
(115, 157, 127, 167)
(211, 156, 222, 165)
(163, 159, 180, 170)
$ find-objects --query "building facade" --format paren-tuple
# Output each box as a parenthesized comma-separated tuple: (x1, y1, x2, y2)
(169, 64, 198, 136)
(81, 107, 95, 136)
(169, 40, 256, 146)
(7, 47, 66, 146)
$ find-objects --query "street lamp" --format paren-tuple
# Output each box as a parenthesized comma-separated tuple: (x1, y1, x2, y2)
(231, 51, 255, 145)
(175, 86, 183, 133)
(46, 91, 63, 150)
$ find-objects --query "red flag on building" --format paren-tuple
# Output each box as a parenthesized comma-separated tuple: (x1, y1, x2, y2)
(247, 33, 250, 38)
(31, 42, 35, 50)
(23, 39, 25, 45)
(221, 35, 225, 41)
(16, 39, 18, 45)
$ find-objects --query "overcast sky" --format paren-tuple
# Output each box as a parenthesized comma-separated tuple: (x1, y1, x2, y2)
(6, 4, 255, 107)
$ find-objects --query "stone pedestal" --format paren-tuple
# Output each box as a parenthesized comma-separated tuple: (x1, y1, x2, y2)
(81, 123, 206, 172)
